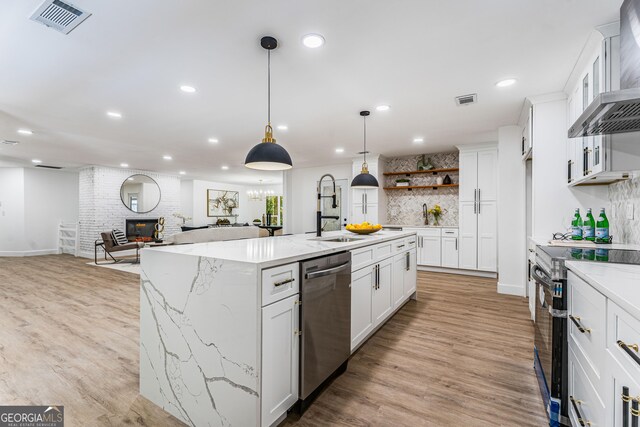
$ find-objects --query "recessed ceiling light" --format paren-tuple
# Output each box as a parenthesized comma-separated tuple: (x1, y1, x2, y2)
(302, 34, 325, 48)
(180, 85, 196, 93)
(221, 165, 229, 170)
(277, 125, 288, 131)
(413, 137, 424, 143)
(179, 171, 186, 175)
(335, 148, 345, 153)
(163, 155, 172, 160)
(106, 111, 122, 119)
(18, 129, 33, 135)
(376, 105, 390, 112)
(31, 159, 42, 164)
(496, 78, 517, 88)
(208, 138, 219, 144)
(120, 163, 129, 168)
(128, 177, 135, 181)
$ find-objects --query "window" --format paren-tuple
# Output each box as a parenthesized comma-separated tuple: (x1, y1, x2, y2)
(265, 196, 284, 225)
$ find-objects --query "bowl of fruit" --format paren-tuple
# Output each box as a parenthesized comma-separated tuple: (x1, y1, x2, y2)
(345, 222, 383, 235)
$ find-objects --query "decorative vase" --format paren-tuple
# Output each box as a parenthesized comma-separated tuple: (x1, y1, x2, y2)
(417, 155, 426, 171)
(436, 177, 444, 185)
(443, 174, 452, 185)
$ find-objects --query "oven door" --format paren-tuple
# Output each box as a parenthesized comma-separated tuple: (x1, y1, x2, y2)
(532, 264, 568, 426)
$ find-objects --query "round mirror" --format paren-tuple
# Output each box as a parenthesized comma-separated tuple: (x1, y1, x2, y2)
(120, 174, 161, 213)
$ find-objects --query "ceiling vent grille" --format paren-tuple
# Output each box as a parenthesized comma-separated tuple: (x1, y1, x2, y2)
(1, 140, 20, 146)
(30, 0, 91, 34)
(35, 164, 63, 170)
(455, 93, 477, 106)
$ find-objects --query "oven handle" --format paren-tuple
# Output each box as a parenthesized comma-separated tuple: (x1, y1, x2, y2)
(531, 264, 555, 292)
(305, 262, 351, 279)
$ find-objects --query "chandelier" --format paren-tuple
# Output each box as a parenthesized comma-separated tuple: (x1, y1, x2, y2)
(247, 181, 275, 201)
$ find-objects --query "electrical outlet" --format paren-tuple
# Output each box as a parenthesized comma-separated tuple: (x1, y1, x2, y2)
(627, 203, 635, 220)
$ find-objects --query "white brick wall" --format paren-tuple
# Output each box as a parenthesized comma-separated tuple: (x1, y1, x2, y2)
(79, 166, 181, 258)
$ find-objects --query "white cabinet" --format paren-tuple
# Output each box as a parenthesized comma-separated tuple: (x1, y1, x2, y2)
(350, 156, 382, 224)
(261, 294, 299, 427)
(441, 228, 459, 269)
(415, 228, 441, 267)
(392, 253, 406, 308)
(403, 249, 417, 298)
(350, 266, 374, 351)
(457, 144, 498, 272)
(372, 257, 393, 328)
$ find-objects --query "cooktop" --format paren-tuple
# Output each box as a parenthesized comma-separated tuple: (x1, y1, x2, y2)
(538, 245, 640, 265)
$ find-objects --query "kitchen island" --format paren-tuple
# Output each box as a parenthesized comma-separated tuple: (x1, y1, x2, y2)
(139, 230, 417, 427)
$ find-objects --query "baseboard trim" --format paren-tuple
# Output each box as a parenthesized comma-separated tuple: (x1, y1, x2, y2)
(0, 249, 60, 257)
(497, 282, 526, 297)
(417, 265, 497, 278)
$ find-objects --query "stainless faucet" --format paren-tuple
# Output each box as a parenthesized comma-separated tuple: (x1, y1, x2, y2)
(317, 174, 339, 237)
(423, 203, 429, 225)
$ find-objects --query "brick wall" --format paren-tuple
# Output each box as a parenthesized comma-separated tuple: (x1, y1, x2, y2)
(79, 166, 181, 258)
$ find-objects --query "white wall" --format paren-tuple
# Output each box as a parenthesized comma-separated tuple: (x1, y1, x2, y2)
(497, 126, 526, 296)
(0, 167, 78, 256)
(183, 180, 283, 226)
(0, 168, 26, 253)
(283, 162, 353, 235)
(531, 97, 608, 241)
(78, 166, 180, 257)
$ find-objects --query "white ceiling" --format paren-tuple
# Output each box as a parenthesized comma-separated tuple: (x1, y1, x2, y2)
(0, 0, 620, 184)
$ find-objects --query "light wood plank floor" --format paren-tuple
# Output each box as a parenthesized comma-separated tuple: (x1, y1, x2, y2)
(0, 255, 547, 426)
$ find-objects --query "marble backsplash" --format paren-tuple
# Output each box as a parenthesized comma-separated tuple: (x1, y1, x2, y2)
(609, 175, 640, 245)
(385, 152, 459, 226)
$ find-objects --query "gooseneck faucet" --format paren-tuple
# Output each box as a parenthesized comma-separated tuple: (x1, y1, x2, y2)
(317, 174, 338, 237)
(423, 203, 429, 225)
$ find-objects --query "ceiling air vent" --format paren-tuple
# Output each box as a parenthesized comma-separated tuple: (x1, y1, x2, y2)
(30, 0, 91, 35)
(1, 140, 20, 146)
(455, 93, 477, 106)
(35, 165, 63, 170)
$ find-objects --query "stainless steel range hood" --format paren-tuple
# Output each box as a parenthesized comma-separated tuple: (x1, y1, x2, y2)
(569, 0, 640, 137)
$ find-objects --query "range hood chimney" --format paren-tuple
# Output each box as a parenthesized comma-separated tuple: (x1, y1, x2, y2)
(568, 0, 640, 137)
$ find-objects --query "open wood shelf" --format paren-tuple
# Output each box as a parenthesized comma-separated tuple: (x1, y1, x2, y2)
(383, 168, 459, 176)
(383, 184, 459, 191)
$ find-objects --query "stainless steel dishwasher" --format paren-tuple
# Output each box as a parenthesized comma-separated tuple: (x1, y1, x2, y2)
(299, 251, 351, 411)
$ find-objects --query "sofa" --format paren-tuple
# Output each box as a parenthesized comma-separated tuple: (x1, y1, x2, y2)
(165, 226, 280, 245)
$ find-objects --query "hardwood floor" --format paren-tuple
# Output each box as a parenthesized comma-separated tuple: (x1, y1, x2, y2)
(0, 255, 547, 426)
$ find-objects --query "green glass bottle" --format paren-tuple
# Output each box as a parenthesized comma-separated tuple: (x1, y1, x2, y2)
(571, 208, 583, 240)
(595, 208, 609, 243)
(583, 208, 595, 241)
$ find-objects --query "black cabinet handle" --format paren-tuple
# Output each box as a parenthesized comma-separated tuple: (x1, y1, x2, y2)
(623, 386, 631, 427)
(570, 396, 589, 426)
(569, 315, 592, 334)
(618, 340, 640, 367)
(273, 278, 295, 287)
(633, 399, 639, 427)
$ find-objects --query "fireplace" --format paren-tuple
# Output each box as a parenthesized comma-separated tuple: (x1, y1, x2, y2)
(126, 218, 159, 242)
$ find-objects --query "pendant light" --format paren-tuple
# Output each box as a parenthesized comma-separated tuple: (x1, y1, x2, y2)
(351, 110, 379, 188)
(245, 36, 293, 171)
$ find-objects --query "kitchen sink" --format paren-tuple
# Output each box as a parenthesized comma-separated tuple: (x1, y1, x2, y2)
(310, 236, 364, 243)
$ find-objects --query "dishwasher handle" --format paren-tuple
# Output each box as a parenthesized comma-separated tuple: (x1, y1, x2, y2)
(305, 262, 351, 279)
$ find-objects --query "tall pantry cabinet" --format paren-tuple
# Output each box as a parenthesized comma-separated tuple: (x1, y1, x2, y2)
(457, 144, 498, 272)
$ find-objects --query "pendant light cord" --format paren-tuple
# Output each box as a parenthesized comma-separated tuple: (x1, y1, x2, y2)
(363, 115, 367, 164)
(267, 50, 271, 125)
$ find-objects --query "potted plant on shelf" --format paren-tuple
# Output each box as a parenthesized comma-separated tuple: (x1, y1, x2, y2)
(252, 218, 262, 226)
(395, 178, 411, 187)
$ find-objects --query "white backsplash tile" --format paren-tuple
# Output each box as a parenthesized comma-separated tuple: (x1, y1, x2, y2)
(609, 175, 640, 245)
(384, 152, 459, 226)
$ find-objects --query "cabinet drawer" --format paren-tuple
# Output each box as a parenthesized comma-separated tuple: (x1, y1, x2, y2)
(374, 241, 393, 260)
(393, 239, 409, 255)
(567, 271, 606, 389)
(417, 228, 441, 237)
(261, 262, 299, 307)
(607, 300, 640, 378)
(351, 245, 375, 272)
(405, 236, 417, 250)
(568, 347, 605, 427)
(441, 228, 459, 237)
(608, 351, 640, 427)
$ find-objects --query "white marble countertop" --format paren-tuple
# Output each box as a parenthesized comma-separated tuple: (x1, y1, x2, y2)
(143, 230, 416, 269)
(383, 224, 458, 229)
(566, 261, 640, 320)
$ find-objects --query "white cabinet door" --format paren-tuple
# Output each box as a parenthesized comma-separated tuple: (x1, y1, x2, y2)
(261, 294, 299, 427)
(392, 253, 405, 308)
(477, 200, 497, 272)
(350, 266, 374, 351)
(459, 151, 478, 202)
(421, 235, 441, 267)
(459, 200, 478, 270)
(403, 249, 417, 298)
(351, 204, 366, 225)
(441, 236, 459, 269)
(372, 257, 393, 328)
(477, 149, 498, 201)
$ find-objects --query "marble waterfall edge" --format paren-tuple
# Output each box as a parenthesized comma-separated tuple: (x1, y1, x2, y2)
(140, 250, 260, 426)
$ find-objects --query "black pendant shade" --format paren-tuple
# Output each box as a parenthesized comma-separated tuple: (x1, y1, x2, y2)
(351, 110, 379, 188)
(244, 36, 293, 171)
